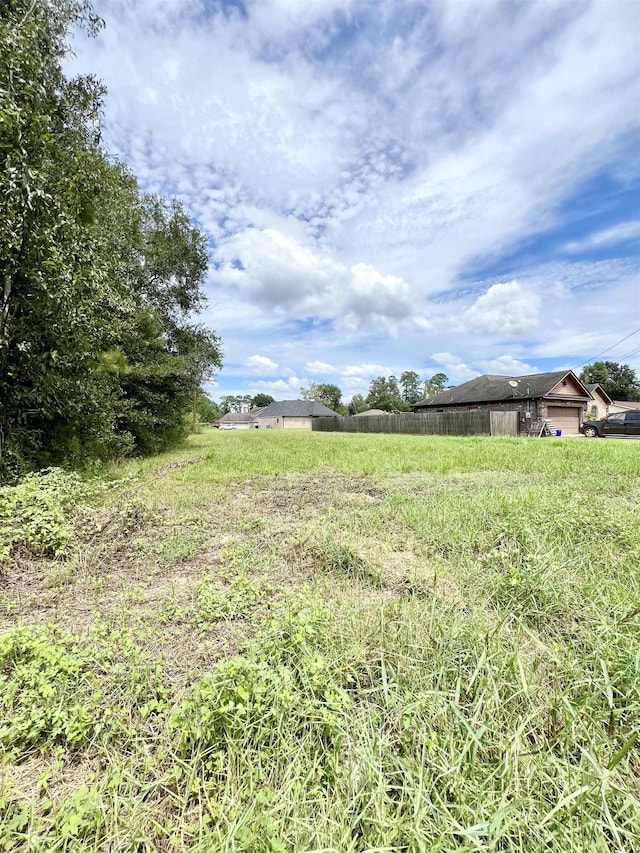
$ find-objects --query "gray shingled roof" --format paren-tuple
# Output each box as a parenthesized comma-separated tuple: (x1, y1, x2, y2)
(254, 399, 340, 417)
(414, 371, 591, 407)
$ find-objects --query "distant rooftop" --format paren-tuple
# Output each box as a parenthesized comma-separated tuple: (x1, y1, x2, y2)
(255, 399, 340, 417)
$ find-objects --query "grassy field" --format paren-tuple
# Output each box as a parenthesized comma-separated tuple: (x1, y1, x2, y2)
(1, 429, 639, 851)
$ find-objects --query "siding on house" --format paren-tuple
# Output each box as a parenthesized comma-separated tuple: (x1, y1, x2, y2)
(257, 415, 313, 429)
(584, 384, 612, 420)
(254, 399, 340, 429)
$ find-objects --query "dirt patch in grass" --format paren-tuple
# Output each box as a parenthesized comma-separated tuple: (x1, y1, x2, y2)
(0, 755, 102, 805)
(0, 469, 447, 641)
(0, 465, 479, 703)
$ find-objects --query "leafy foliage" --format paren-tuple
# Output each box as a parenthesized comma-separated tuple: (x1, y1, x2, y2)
(365, 375, 408, 411)
(172, 603, 350, 755)
(0, 466, 94, 566)
(579, 361, 640, 402)
(220, 394, 253, 414)
(421, 371, 449, 398)
(347, 392, 367, 414)
(194, 393, 221, 423)
(399, 370, 421, 403)
(300, 381, 343, 411)
(0, 0, 221, 478)
(252, 393, 275, 408)
(0, 627, 106, 755)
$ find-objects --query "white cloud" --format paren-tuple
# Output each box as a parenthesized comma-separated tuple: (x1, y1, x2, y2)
(431, 352, 477, 382)
(252, 376, 303, 394)
(214, 227, 429, 331)
(326, 0, 640, 292)
(465, 280, 540, 338)
(341, 363, 393, 378)
(475, 356, 539, 376)
(564, 221, 640, 254)
(306, 360, 337, 374)
(245, 354, 280, 373)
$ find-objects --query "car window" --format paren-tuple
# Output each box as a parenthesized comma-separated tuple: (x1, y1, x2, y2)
(606, 412, 626, 423)
(626, 410, 640, 423)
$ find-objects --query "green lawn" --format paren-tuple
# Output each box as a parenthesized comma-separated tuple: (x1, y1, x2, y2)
(1, 430, 639, 851)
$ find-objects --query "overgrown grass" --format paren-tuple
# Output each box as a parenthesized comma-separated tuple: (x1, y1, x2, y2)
(0, 430, 639, 850)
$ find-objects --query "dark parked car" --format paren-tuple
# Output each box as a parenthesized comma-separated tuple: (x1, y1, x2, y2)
(581, 410, 640, 437)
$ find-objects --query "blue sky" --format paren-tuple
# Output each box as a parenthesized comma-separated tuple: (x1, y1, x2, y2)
(70, 0, 640, 402)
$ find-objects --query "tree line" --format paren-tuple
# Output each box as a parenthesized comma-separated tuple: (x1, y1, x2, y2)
(343, 371, 449, 414)
(0, 1, 222, 479)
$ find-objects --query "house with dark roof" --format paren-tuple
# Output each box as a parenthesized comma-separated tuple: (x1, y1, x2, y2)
(412, 370, 593, 435)
(254, 399, 340, 429)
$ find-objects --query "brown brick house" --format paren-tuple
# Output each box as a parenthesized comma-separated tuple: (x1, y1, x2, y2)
(412, 370, 593, 435)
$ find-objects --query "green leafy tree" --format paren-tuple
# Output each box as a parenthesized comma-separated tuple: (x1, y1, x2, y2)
(195, 394, 221, 424)
(94, 174, 221, 451)
(365, 376, 409, 412)
(421, 372, 449, 399)
(579, 361, 640, 402)
(220, 395, 253, 415)
(300, 382, 343, 411)
(252, 394, 275, 409)
(399, 371, 421, 404)
(347, 394, 367, 415)
(0, 1, 222, 477)
(0, 0, 113, 472)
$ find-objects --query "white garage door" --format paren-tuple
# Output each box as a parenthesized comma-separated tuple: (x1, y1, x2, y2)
(547, 406, 581, 435)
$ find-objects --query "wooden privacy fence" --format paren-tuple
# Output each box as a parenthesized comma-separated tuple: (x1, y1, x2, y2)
(313, 410, 519, 437)
(490, 411, 519, 436)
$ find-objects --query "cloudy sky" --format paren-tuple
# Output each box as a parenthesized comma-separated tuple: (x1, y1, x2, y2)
(70, 0, 640, 402)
